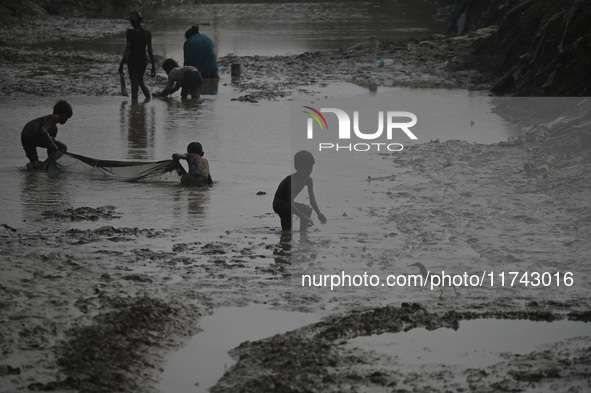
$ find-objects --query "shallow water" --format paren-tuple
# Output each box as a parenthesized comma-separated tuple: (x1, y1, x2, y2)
(62, 0, 445, 60)
(157, 304, 322, 393)
(347, 319, 591, 366)
(0, 83, 512, 234)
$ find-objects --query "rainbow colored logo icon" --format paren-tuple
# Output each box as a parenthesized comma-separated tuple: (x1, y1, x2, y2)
(302, 106, 328, 130)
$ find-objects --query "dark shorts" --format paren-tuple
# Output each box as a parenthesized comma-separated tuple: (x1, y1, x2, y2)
(128, 54, 148, 70)
(273, 200, 311, 230)
(21, 135, 66, 163)
(181, 172, 208, 187)
(181, 70, 203, 90)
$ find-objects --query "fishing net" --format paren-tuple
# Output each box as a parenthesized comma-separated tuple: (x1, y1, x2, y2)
(45, 151, 185, 182)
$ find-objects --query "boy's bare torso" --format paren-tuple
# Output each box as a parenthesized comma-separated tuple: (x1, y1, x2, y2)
(186, 153, 210, 177)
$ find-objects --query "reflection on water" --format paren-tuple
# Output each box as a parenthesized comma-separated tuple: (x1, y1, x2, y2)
(120, 101, 156, 159)
(201, 78, 219, 95)
(273, 230, 292, 265)
(347, 319, 591, 367)
(0, 87, 513, 232)
(49, 0, 444, 61)
(19, 170, 73, 225)
(169, 185, 211, 219)
(157, 304, 322, 393)
(147, 0, 444, 59)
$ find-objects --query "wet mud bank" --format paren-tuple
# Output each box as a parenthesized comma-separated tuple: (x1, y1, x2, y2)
(2, 133, 590, 392)
(212, 304, 591, 393)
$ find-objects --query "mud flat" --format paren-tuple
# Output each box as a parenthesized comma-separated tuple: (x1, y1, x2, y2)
(2, 134, 590, 391)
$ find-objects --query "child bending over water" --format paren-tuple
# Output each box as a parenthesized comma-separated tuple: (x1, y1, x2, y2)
(20, 100, 72, 170)
(172, 142, 213, 187)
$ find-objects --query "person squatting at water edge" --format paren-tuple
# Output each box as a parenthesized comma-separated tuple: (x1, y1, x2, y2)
(273, 150, 327, 232)
(20, 100, 73, 170)
(183, 25, 219, 79)
(172, 142, 213, 187)
(118, 10, 156, 101)
(154, 59, 203, 99)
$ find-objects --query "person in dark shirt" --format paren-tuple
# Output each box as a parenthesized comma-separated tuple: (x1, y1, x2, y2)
(273, 150, 326, 231)
(20, 100, 72, 169)
(183, 25, 219, 79)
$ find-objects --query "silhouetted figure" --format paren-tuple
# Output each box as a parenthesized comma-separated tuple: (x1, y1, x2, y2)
(20, 100, 72, 169)
(273, 150, 326, 232)
(119, 10, 156, 101)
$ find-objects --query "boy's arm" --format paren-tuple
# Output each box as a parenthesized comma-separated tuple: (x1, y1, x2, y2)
(119, 32, 130, 74)
(307, 178, 327, 224)
(172, 153, 188, 161)
(147, 31, 156, 77)
(157, 75, 180, 97)
(41, 115, 60, 150)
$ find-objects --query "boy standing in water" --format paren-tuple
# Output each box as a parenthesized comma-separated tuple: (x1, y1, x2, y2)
(154, 58, 202, 99)
(273, 150, 327, 231)
(118, 10, 156, 101)
(20, 100, 73, 169)
(172, 142, 213, 187)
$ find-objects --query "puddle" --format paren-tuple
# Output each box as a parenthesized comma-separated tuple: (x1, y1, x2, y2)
(157, 303, 321, 393)
(347, 319, 590, 367)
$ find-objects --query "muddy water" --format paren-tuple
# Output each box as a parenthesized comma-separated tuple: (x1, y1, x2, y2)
(59, 0, 444, 60)
(0, 0, 510, 234)
(158, 304, 322, 393)
(347, 319, 591, 367)
(0, 86, 511, 234)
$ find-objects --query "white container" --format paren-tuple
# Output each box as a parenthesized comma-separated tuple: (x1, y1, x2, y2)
(376, 59, 394, 67)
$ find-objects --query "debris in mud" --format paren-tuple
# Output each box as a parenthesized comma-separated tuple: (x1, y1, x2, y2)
(231, 94, 259, 103)
(201, 242, 234, 255)
(42, 205, 121, 221)
(55, 296, 202, 393)
(0, 365, 20, 376)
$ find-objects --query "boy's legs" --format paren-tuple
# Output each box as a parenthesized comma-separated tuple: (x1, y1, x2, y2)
(127, 65, 139, 100)
(273, 200, 292, 231)
(279, 213, 292, 231)
(190, 85, 201, 99)
(181, 71, 202, 99)
(137, 71, 150, 100)
(21, 136, 39, 163)
(128, 64, 150, 100)
(181, 173, 207, 187)
(294, 202, 313, 232)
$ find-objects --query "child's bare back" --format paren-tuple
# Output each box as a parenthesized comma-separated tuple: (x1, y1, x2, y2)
(173, 142, 213, 187)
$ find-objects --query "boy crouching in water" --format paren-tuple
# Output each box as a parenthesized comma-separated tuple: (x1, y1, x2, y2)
(21, 100, 73, 169)
(154, 58, 202, 99)
(273, 150, 326, 232)
(172, 142, 213, 187)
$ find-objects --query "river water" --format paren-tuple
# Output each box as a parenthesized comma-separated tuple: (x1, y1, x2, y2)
(0, 0, 513, 235)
